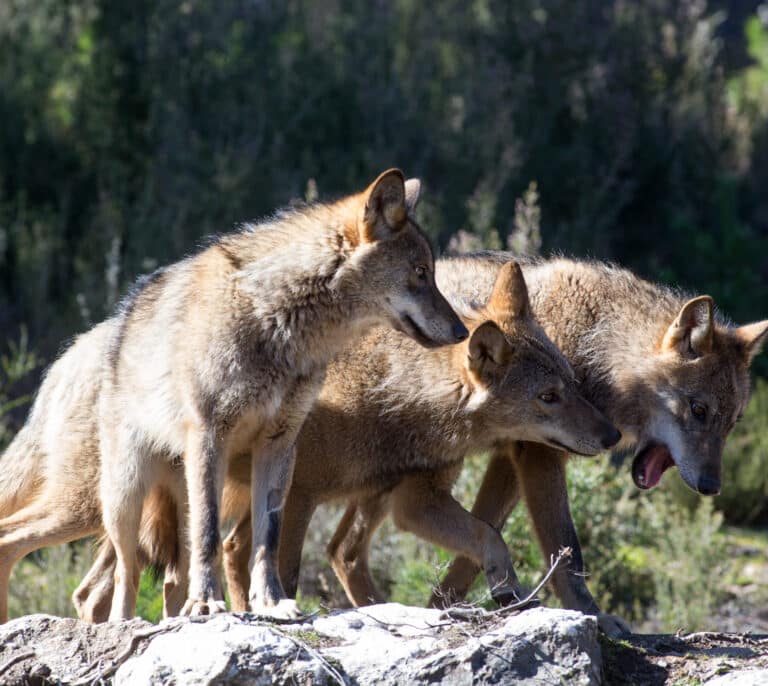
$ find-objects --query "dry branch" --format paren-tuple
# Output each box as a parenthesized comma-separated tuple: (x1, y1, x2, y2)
(439, 547, 573, 622)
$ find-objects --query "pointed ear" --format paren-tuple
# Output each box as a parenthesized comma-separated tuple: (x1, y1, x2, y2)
(487, 260, 531, 323)
(661, 295, 714, 357)
(404, 178, 421, 214)
(734, 320, 768, 363)
(468, 321, 512, 380)
(359, 168, 407, 243)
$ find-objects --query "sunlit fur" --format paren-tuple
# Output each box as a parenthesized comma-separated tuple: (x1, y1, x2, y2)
(72, 260, 618, 619)
(438, 253, 765, 492)
(0, 169, 465, 624)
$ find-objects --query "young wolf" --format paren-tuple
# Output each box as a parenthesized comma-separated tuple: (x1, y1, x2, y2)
(75, 260, 620, 627)
(325, 253, 768, 632)
(0, 169, 467, 623)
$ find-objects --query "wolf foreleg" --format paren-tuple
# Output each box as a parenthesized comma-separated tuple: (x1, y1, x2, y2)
(180, 426, 227, 617)
(429, 447, 522, 607)
(248, 440, 301, 619)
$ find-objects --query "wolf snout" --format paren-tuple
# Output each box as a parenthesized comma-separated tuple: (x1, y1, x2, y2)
(601, 425, 622, 450)
(696, 474, 721, 496)
(452, 322, 469, 342)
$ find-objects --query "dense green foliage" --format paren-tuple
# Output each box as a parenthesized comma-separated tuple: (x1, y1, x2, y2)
(1, 1, 767, 369)
(2, 0, 768, 633)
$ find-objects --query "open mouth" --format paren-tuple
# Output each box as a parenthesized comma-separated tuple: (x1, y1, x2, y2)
(546, 438, 597, 457)
(631, 443, 676, 490)
(398, 314, 441, 349)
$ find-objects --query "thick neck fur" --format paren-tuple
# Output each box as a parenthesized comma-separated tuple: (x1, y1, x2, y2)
(337, 326, 496, 471)
(213, 200, 376, 372)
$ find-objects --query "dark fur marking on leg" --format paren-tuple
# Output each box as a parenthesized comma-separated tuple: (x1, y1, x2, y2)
(200, 502, 220, 562)
(266, 510, 281, 555)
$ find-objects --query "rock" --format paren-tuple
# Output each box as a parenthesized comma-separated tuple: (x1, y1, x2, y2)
(0, 605, 601, 685)
(704, 669, 768, 685)
(0, 613, 152, 684)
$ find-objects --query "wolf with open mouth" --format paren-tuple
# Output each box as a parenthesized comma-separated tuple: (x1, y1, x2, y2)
(416, 253, 768, 634)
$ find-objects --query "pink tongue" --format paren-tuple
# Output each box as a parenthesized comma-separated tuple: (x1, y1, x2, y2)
(643, 446, 672, 488)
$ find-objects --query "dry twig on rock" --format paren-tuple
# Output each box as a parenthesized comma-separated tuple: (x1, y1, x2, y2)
(439, 547, 573, 622)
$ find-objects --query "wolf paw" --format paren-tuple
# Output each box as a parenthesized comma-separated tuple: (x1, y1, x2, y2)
(597, 613, 632, 638)
(180, 597, 228, 617)
(248, 598, 304, 621)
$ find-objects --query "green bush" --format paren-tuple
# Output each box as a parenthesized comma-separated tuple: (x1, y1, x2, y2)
(715, 379, 768, 525)
(136, 568, 164, 623)
(8, 542, 94, 620)
(0, 328, 39, 451)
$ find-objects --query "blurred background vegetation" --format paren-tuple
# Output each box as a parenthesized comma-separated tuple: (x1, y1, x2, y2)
(1, 0, 768, 632)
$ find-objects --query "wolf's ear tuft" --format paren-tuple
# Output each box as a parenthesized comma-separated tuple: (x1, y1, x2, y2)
(360, 168, 407, 243)
(404, 178, 421, 215)
(734, 319, 768, 364)
(488, 260, 531, 324)
(661, 295, 714, 357)
(468, 321, 512, 380)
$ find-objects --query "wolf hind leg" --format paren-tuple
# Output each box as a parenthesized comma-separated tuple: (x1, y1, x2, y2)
(0, 498, 100, 622)
(327, 494, 390, 607)
(222, 512, 251, 613)
(278, 487, 316, 599)
(73, 539, 118, 623)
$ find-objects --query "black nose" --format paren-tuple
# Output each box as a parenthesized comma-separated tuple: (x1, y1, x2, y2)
(601, 426, 622, 449)
(453, 322, 469, 342)
(697, 475, 721, 496)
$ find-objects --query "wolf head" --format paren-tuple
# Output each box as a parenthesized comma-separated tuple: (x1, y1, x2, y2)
(346, 169, 468, 348)
(631, 295, 768, 495)
(464, 261, 621, 455)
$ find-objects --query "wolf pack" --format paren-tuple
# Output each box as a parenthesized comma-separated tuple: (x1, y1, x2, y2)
(1, 169, 766, 639)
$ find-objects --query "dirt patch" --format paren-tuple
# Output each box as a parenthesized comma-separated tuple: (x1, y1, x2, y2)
(602, 631, 768, 685)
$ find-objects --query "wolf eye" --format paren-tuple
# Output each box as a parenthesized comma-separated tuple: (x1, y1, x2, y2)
(414, 265, 427, 280)
(690, 400, 707, 421)
(539, 391, 560, 404)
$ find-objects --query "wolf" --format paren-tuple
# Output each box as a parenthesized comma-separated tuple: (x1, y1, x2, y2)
(0, 319, 190, 623)
(73, 259, 622, 631)
(318, 253, 768, 631)
(0, 169, 468, 623)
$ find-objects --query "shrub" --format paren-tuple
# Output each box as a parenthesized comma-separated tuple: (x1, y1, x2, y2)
(0, 328, 39, 450)
(8, 542, 94, 620)
(715, 379, 768, 525)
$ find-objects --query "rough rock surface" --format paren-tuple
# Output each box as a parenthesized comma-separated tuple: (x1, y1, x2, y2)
(705, 669, 768, 685)
(0, 604, 601, 685)
(602, 631, 768, 685)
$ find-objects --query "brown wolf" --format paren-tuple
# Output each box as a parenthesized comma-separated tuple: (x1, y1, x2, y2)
(320, 253, 768, 631)
(74, 259, 621, 630)
(0, 169, 468, 623)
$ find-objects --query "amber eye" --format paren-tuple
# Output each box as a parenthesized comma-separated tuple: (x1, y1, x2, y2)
(539, 391, 560, 404)
(414, 265, 427, 279)
(691, 400, 707, 421)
